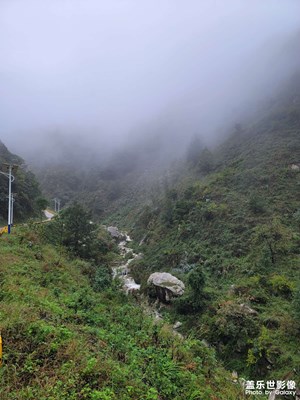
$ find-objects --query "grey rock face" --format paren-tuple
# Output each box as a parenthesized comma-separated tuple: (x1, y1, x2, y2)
(107, 226, 126, 240)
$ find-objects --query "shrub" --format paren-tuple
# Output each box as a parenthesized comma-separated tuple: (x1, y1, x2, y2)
(292, 286, 300, 322)
(269, 275, 294, 298)
(93, 266, 112, 291)
(248, 194, 267, 214)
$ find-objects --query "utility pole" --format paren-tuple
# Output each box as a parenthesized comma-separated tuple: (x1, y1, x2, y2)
(53, 198, 61, 212)
(1, 164, 18, 234)
(8, 165, 12, 232)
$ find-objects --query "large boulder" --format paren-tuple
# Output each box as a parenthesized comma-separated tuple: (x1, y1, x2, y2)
(147, 272, 185, 303)
(107, 226, 126, 240)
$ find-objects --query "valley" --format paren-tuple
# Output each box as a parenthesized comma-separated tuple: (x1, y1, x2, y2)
(1, 2, 300, 397)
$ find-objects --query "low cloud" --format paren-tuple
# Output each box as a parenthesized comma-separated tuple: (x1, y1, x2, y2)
(0, 0, 299, 161)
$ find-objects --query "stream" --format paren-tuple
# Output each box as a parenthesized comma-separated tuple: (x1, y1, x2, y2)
(111, 232, 141, 293)
(108, 227, 182, 328)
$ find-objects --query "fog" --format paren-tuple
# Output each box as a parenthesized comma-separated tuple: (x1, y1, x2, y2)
(1, 0, 300, 164)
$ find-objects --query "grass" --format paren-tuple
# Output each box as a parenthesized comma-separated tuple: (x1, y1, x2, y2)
(0, 225, 248, 400)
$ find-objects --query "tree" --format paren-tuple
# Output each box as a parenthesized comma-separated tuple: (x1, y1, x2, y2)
(293, 286, 300, 322)
(188, 265, 206, 309)
(175, 264, 206, 313)
(36, 197, 49, 220)
(253, 218, 293, 265)
(59, 202, 95, 258)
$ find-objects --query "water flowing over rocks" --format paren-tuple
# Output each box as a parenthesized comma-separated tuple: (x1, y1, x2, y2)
(107, 227, 141, 294)
(107, 227, 184, 337)
(173, 321, 183, 330)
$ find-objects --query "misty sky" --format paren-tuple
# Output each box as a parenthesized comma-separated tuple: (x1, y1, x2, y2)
(1, 0, 300, 158)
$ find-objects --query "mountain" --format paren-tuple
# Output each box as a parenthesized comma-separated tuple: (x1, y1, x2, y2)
(15, 72, 300, 385)
(127, 73, 300, 381)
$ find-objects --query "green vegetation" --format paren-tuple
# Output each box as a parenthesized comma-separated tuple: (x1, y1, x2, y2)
(0, 223, 246, 399)
(0, 141, 42, 224)
(129, 85, 300, 385)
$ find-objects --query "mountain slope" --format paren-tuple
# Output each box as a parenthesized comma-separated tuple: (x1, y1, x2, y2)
(128, 75, 300, 382)
(0, 224, 245, 400)
(0, 141, 42, 224)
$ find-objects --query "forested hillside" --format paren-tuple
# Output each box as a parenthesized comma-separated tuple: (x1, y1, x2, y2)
(32, 136, 177, 220)
(0, 141, 42, 224)
(126, 75, 300, 383)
